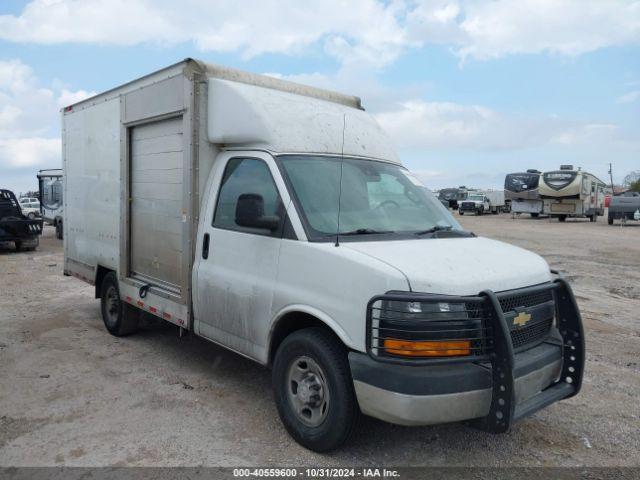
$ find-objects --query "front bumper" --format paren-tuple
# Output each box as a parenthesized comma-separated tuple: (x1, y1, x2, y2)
(459, 202, 480, 212)
(351, 278, 584, 431)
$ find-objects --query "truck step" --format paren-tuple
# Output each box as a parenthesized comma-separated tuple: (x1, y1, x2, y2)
(514, 382, 574, 421)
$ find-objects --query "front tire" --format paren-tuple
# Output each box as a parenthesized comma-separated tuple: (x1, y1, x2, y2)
(531, 213, 539, 218)
(608, 214, 614, 225)
(459, 211, 464, 216)
(100, 272, 139, 336)
(559, 215, 567, 222)
(272, 328, 359, 452)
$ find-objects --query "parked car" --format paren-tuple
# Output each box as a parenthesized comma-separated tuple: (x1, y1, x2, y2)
(18, 197, 41, 219)
(63, 59, 585, 452)
(1, 190, 43, 251)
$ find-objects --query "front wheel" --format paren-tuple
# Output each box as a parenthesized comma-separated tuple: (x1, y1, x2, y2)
(459, 211, 464, 216)
(559, 215, 567, 222)
(531, 213, 539, 218)
(27, 212, 36, 219)
(100, 272, 139, 336)
(608, 214, 614, 225)
(272, 328, 359, 452)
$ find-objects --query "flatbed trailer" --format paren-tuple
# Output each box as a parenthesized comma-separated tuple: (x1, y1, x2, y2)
(0, 189, 43, 251)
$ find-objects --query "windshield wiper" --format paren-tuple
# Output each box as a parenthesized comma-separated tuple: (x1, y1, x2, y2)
(340, 228, 395, 236)
(414, 225, 475, 238)
(415, 225, 453, 236)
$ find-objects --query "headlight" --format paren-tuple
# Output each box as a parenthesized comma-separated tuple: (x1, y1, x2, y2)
(369, 296, 489, 359)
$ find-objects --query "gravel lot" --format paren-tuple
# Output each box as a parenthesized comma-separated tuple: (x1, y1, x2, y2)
(1, 214, 639, 467)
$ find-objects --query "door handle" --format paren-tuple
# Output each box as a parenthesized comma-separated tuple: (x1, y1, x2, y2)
(202, 233, 210, 259)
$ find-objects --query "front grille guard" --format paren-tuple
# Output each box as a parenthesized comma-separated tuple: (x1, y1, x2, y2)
(365, 277, 585, 432)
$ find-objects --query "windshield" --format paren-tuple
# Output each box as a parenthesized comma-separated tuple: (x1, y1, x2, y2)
(543, 171, 578, 190)
(277, 155, 463, 241)
(505, 173, 540, 192)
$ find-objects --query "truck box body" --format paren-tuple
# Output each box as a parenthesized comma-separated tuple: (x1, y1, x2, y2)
(63, 58, 395, 330)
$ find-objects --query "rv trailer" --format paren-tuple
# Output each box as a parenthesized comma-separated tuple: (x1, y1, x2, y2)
(37, 169, 64, 239)
(539, 165, 605, 222)
(437, 187, 468, 209)
(504, 169, 543, 217)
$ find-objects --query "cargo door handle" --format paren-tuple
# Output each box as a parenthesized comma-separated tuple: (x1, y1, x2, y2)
(202, 233, 210, 259)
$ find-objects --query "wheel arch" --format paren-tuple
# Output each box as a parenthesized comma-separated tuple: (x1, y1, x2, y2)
(267, 306, 354, 367)
(94, 265, 114, 299)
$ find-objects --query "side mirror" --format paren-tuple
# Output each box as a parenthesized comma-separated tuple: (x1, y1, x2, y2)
(235, 193, 280, 231)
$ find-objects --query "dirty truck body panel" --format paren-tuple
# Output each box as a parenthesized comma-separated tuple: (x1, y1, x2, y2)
(63, 58, 585, 447)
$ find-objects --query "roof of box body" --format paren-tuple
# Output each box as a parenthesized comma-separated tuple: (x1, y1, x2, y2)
(63, 58, 400, 163)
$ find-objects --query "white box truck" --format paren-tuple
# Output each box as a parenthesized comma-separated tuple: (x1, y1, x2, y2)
(458, 190, 506, 215)
(63, 59, 585, 451)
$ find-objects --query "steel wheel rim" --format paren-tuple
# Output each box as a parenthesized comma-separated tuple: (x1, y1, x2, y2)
(104, 285, 120, 328)
(286, 355, 330, 427)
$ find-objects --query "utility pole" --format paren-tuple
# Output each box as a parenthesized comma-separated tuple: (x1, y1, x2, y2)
(608, 163, 615, 194)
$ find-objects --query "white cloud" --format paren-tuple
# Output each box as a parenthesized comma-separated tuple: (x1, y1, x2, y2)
(373, 99, 636, 153)
(1, 0, 638, 67)
(408, 0, 640, 61)
(0, 59, 94, 173)
(0, 0, 408, 68)
(0, 137, 60, 168)
(616, 90, 640, 103)
(57, 88, 95, 109)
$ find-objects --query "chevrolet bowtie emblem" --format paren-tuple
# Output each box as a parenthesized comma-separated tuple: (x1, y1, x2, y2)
(513, 311, 532, 327)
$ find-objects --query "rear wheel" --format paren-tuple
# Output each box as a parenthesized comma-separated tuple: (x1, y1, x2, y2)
(272, 328, 359, 452)
(100, 272, 139, 336)
(459, 211, 464, 216)
(27, 212, 36, 219)
(589, 214, 596, 222)
(531, 213, 539, 218)
(608, 214, 614, 225)
(559, 215, 567, 222)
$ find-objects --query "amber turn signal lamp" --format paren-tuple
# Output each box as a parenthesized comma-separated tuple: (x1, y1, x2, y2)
(383, 339, 471, 357)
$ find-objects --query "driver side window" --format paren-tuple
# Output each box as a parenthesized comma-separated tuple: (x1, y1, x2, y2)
(213, 158, 284, 237)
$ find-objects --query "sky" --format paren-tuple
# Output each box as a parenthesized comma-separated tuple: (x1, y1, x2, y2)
(1, 0, 639, 195)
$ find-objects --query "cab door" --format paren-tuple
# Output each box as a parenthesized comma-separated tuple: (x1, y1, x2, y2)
(193, 151, 294, 362)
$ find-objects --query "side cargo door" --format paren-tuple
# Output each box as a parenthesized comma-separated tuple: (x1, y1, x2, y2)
(129, 116, 185, 294)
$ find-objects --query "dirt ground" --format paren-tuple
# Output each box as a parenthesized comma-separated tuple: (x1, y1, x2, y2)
(1, 214, 639, 467)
